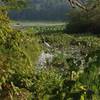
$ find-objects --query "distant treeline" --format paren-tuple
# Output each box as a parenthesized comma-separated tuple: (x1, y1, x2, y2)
(9, 0, 69, 21)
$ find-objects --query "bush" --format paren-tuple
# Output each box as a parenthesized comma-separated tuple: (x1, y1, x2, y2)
(0, 8, 41, 99)
(0, 28, 41, 80)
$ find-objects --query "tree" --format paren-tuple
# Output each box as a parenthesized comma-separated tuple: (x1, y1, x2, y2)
(68, 0, 86, 10)
(0, 0, 26, 9)
(66, 0, 100, 33)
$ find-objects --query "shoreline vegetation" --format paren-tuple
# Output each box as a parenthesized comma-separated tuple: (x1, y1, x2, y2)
(0, 0, 100, 99)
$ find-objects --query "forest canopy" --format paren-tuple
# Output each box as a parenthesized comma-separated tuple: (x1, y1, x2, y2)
(9, 0, 69, 21)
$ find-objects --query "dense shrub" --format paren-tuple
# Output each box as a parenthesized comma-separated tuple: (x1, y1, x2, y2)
(0, 7, 41, 99)
(39, 33, 100, 99)
(0, 28, 41, 79)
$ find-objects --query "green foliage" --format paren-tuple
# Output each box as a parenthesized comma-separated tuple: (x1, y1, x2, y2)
(66, 0, 100, 34)
(0, 0, 26, 9)
(38, 33, 100, 99)
(0, 0, 100, 99)
(39, 33, 73, 49)
(31, 68, 64, 100)
(0, 3, 41, 99)
(31, 25, 65, 34)
(0, 28, 41, 79)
